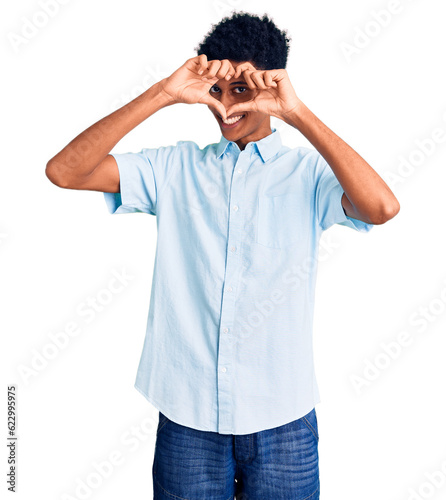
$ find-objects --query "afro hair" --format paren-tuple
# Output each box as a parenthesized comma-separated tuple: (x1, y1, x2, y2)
(195, 12, 291, 70)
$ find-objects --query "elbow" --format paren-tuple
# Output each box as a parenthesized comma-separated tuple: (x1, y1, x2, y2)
(45, 160, 71, 188)
(369, 199, 400, 225)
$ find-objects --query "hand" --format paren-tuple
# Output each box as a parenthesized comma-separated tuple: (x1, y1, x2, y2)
(159, 55, 236, 120)
(225, 62, 301, 120)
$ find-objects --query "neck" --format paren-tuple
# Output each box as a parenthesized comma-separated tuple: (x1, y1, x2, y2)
(234, 119, 273, 151)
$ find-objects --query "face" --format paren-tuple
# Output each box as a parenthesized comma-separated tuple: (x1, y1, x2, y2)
(207, 60, 272, 151)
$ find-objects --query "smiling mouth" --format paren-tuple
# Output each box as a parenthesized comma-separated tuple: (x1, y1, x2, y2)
(218, 114, 246, 128)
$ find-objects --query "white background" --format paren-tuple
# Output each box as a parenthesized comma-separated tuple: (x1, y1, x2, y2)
(2, 0, 446, 499)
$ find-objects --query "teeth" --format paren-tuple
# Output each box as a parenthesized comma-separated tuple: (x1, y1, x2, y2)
(222, 115, 244, 125)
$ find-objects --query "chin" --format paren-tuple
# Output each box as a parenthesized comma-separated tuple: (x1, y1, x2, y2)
(222, 128, 245, 140)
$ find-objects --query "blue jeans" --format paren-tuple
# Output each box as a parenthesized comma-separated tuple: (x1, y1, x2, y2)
(152, 408, 320, 499)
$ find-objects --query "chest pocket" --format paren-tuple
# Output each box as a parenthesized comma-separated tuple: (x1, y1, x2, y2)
(256, 193, 300, 249)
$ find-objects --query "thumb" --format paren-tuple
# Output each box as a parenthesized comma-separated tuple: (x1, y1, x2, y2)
(201, 95, 228, 121)
(226, 101, 256, 118)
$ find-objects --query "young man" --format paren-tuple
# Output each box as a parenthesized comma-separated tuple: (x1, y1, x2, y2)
(46, 12, 399, 500)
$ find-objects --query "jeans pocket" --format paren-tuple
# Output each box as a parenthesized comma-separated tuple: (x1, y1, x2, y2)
(301, 408, 319, 442)
(156, 412, 169, 436)
(256, 193, 300, 249)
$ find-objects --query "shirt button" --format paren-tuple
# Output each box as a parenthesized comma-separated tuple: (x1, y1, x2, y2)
(223, 327, 229, 334)
(237, 168, 242, 174)
(231, 246, 236, 252)
(233, 205, 239, 211)
(227, 286, 233, 292)
(221, 367, 227, 373)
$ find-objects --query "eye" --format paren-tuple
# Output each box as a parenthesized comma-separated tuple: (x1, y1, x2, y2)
(209, 85, 220, 93)
(233, 87, 247, 94)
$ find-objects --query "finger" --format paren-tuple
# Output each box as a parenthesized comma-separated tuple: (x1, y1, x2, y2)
(233, 62, 257, 79)
(233, 64, 245, 80)
(212, 100, 228, 121)
(264, 71, 278, 88)
(214, 59, 234, 81)
(196, 54, 208, 75)
(225, 66, 236, 80)
(202, 59, 222, 79)
(241, 70, 256, 89)
(250, 71, 268, 90)
(201, 94, 227, 120)
(217, 59, 235, 80)
(200, 75, 219, 84)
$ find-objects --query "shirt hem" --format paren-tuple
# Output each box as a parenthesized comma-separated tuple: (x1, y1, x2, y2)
(134, 383, 321, 435)
(133, 383, 216, 432)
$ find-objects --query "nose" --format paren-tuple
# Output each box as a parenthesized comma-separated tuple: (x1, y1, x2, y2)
(219, 90, 236, 110)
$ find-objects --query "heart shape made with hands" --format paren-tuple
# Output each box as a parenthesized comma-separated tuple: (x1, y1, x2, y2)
(201, 61, 291, 121)
(210, 89, 263, 118)
(204, 82, 276, 121)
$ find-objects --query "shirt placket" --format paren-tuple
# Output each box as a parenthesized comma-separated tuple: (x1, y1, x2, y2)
(216, 144, 252, 433)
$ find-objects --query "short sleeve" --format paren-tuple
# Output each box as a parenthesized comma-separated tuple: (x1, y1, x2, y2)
(310, 151, 374, 233)
(103, 144, 178, 215)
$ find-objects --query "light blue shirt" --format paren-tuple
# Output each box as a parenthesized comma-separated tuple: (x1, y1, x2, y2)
(104, 128, 373, 435)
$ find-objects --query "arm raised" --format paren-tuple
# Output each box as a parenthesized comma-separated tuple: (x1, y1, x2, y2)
(45, 55, 234, 192)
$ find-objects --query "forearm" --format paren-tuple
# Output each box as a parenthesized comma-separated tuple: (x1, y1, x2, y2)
(46, 80, 174, 184)
(282, 99, 400, 224)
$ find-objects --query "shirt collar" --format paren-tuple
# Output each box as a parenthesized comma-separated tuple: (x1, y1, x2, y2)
(216, 127, 282, 163)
